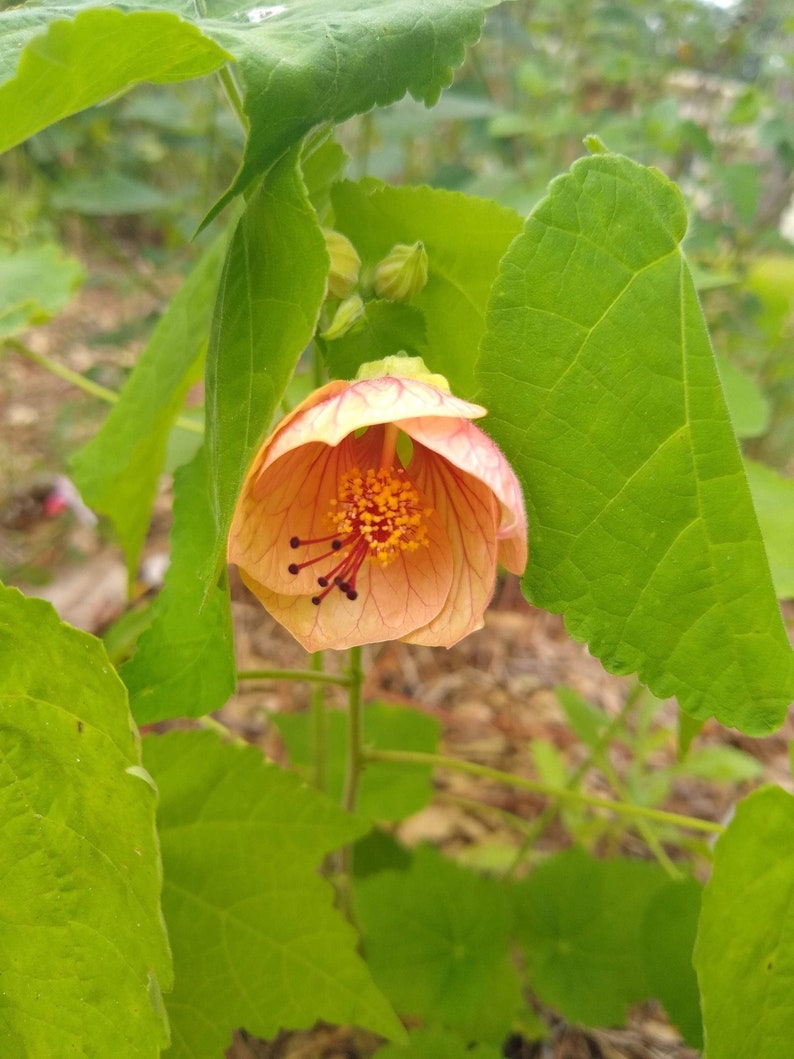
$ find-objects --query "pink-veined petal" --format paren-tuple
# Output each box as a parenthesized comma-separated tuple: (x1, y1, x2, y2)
(403, 444, 500, 647)
(396, 414, 527, 573)
(262, 376, 486, 472)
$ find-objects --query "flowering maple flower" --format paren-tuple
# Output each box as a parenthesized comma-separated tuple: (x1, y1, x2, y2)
(228, 356, 527, 652)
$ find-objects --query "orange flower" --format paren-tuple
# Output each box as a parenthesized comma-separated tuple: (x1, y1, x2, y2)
(228, 358, 527, 651)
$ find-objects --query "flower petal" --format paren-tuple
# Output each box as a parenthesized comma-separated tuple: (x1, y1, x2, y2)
(229, 423, 454, 651)
(396, 415, 528, 573)
(403, 444, 501, 647)
(262, 376, 486, 471)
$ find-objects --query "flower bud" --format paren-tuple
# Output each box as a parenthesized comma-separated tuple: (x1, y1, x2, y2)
(320, 294, 365, 340)
(373, 241, 428, 302)
(323, 228, 360, 300)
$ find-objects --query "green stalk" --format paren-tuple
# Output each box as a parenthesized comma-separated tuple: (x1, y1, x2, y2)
(6, 339, 203, 435)
(364, 748, 724, 837)
(336, 645, 365, 920)
(237, 667, 351, 687)
(309, 651, 328, 792)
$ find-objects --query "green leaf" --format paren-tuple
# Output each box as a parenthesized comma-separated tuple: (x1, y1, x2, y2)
(513, 846, 668, 1027)
(0, 585, 171, 1055)
(321, 300, 428, 380)
(70, 234, 226, 582)
(377, 1025, 502, 1059)
(355, 845, 514, 1034)
(694, 786, 794, 1059)
(141, 729, 403, 1056)
(51, 172, 185, 216)
(477, 153, 794, 734)
(204, 147, 327, 584)
(0, 7, 231, 152)
(641, 878, 703, 1048)
(275, 701, 440, 820)
(745, 459, 794, 599)
(555, 685, 610, 748)
(0, 243, 84, 338)
(121, 445, 235, 725)
(202, 0, 499, 221)
(677, 743, 763, 784)
(332, 180, 522, 398)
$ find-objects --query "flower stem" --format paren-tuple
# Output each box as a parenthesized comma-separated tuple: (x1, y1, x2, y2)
(310, 651, 328, 792)
(237, 667, 351, 687)
(337, 645, 365, 921)
(341, 645, 365, 816)
(6, 338, 203, 435)
(364, 749, 724, 836)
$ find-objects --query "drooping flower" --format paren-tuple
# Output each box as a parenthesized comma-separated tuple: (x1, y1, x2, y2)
(228, 356, 527, 652)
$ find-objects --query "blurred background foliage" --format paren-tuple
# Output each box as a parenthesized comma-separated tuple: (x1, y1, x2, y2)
(1, 0, 793, 468)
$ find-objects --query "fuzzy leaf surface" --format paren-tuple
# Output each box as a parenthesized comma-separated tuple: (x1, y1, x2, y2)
(71, 236, 226, 582)
(142, 730, 403, 1057)
(205, 147, 327, 583)
(0, 586, 171, 1056)
(694, 786, 794, 1059)
(121, 446, 235, 724)
(332, 180, 522, 398)
(477, 153, 794, 733)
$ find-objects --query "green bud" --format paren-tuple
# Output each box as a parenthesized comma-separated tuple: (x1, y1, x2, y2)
(323, 228, 361, 300)
(373, 241, 428, 302)
(320, 294, 365, 341)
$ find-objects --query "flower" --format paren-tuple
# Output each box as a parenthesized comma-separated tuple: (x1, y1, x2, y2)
(322, 228, 360, 300)
(228, 357, 527, 652)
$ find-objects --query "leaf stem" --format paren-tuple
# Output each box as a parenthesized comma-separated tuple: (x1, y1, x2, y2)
(336, 645, 365, 921)
(341, 645, 365, 816)
(310, 651, 328, 792)
(237, 667, 351, 687)
(6, 338, 204, 435)
(364, 749, 725, 836)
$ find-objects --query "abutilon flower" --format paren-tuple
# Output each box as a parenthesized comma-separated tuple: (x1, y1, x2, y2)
(228, 357, 527, 652)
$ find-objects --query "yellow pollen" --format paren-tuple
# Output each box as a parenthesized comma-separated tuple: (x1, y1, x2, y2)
(329, 466, 431, 568)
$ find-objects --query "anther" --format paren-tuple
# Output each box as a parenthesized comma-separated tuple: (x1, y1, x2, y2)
(288, 563, 299, 575)
(289, 536, 300, 548)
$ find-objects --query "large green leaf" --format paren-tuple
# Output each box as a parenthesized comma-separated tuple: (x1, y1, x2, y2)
(0, 585, 171, 1056)
(0, 243, 84, 338)
(694, 785, 794, 1059)
(513, 846, 668, 1027)
(121, 445, 235, 724)
(477, 153, 794, 734)
(332, 180, 522, 398)
(141, 729, 403, 1057)
(204, 146, 328, 583)
(201, 0, 499, 220)
(0, 6, 230, 152)
(0, 1, 496, 218)
(354, 844, 516, 1037)
(70, 235, 227, 582)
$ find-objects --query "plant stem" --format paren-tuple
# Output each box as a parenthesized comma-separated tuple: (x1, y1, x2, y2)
(310, 651, 328, 792)
(336, 645, 365, 921)
(364, 749, 725, 837)
(237, 667, 351, 687)
(218, 66, 248, 129)
(196, 714, 248, 747)
(6, 338, 203, 435)
(341, 645, 365, 816)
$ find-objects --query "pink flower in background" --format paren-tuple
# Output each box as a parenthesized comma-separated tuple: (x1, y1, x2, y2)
(228, 359, 527, 652)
